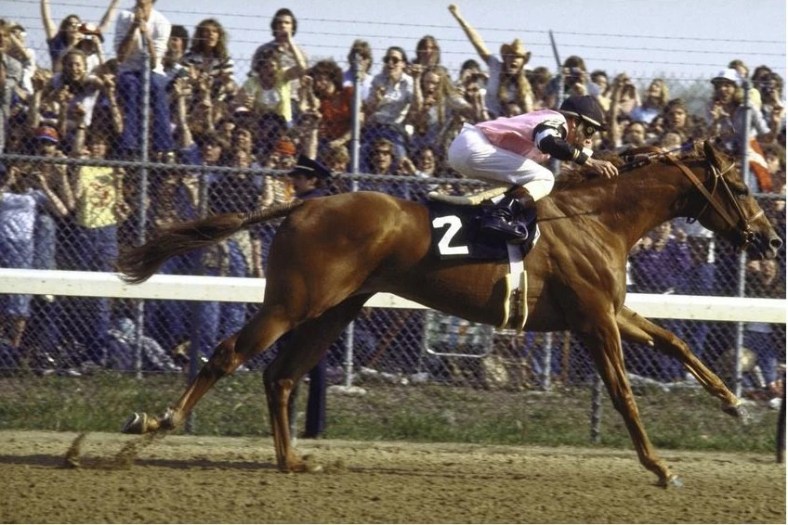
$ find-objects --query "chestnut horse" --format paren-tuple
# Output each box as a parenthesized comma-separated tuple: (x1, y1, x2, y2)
(119, 141, 781, 487)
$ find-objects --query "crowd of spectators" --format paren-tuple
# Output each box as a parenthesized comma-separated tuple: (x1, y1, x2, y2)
(0, 3, 784, 395)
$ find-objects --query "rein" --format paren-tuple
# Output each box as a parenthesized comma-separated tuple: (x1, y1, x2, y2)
(622, 145, 757, 248)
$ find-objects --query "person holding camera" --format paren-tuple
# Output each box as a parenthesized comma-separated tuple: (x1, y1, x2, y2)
(40, 0, 119, 73)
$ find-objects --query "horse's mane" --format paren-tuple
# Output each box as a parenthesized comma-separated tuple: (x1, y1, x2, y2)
(553, 144, 709, 192)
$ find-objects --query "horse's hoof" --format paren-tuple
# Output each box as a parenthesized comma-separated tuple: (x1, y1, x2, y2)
(122, 412, 148, 434)
(722, 400, 752, 425)
(658, 474, 684, 489)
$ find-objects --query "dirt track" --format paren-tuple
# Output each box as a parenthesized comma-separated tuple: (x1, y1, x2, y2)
(0, 430, 784, 523)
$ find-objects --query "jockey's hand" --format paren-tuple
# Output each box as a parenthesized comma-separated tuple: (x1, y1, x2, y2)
(586, 158, 619, 179)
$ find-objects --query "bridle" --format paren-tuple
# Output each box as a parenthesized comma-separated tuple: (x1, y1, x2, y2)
(620, 145, 760, 249)
(665, 152, 760, 248)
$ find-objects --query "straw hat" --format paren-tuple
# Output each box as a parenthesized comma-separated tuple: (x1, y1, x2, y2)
(499, 39, 531, 63)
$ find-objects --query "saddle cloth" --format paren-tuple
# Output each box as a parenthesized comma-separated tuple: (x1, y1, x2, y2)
(427, 201, 539, 261)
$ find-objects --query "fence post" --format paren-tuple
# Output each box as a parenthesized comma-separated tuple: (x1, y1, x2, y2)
(133, 32, 152, 381)
(734, 79, 754, 398)
(590, 374, 604, 443)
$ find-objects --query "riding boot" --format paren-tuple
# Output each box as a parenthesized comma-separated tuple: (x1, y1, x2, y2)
(480, 187, 534, 242)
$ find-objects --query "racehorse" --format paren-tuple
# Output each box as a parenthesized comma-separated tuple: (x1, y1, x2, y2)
(118, 141, 781, 487)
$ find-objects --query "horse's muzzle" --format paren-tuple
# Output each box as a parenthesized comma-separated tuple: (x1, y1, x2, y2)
(751, 230, 784, 260)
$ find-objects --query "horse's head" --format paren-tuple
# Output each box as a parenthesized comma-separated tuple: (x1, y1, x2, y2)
(682, 141, 782, 259)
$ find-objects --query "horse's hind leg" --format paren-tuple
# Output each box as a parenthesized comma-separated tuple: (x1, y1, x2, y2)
(123, 305, 292, 434)
(616, 306, 743, 417)
(264, 295, 371, 472)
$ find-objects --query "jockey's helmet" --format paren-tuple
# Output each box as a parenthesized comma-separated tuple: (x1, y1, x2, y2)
(559, 95, 607, 133)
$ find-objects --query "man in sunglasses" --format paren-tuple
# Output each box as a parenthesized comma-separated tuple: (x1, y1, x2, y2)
(447, 94, 618, 241)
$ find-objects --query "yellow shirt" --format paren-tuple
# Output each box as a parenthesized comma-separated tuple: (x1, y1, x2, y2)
(75, 165, 121, 228)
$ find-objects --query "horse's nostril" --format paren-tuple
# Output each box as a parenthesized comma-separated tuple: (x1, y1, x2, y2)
(770, 237, 783, 250)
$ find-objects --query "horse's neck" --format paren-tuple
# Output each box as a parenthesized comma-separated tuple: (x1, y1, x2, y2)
(551, 167, 688, 251)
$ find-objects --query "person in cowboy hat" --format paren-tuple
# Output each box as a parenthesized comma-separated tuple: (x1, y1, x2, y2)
(447, 94, 619, 241)
(448, 4, 534, 118)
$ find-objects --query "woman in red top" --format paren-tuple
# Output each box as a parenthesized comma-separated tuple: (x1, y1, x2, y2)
(302, 59, 355, 155)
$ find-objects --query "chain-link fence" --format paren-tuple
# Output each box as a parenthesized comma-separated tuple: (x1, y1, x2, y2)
(0, 156, 784, 396)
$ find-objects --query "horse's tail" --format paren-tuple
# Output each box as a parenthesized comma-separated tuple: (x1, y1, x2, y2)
(117, 200, 304, 284)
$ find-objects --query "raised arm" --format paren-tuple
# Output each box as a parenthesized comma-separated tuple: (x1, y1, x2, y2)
(448, 4, 491, 63)
(40, 0, 57, 40)
(282, 32, 308, 82)
(97, 0, 121, 34)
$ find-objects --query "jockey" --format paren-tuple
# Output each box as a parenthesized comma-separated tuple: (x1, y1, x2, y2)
(447, 95, 619, 240)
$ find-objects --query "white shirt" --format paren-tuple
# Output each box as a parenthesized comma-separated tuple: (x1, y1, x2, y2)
(113, 8, 171, 74)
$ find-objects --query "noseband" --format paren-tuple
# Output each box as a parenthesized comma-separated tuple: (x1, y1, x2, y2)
(665, 154, 760, 248)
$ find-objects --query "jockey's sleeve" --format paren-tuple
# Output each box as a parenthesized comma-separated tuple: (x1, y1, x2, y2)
(534, 122, 589, 165)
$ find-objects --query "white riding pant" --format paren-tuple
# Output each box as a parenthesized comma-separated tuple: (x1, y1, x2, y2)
(447, 124, 555, 201)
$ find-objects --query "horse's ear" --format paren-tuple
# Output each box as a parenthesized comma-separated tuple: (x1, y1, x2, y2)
(703, 140, 722, 170)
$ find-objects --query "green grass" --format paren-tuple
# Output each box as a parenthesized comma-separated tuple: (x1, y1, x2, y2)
(0, 370, 781, 453)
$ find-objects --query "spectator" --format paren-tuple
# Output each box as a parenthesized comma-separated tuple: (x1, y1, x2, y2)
(182, 18, 236, 103)
(0, 22, 26, 154)
(38, 49, 104, 148)
(361, 137, 422, 200)
(258, 136, 297, 269)
(444, 70, 491, 149)
(413, 35, 448, 76)
(342, 39, 374, 102)
(706, 68, 776, 192)
(197, 143, 261, 347)
(448, 4, 534, 117)
(628, 78, 669, 126)
(619, 120, 649, 150)
(526, 66, 552, 110)
(113, 0, 175, 158)
(361, 46, 414, 170)
(236, 42, 306, 125)
(250, 8, 309, 113)
(754, 71, 785, 136)
(5, 23, 36, 95)
(39, 0, 119, 73)
(606, 73, 641, 148)
(319, 141, 350, 175)
(400, 144, 444, 198)
(589, 69, 610, 109)
(63, 132, 129, 365)
(744, 259, 785, 399)
(455, 58, 487, 90)
(543, 55, 593, 110)
(162, 24, 189, 82)
(73, 22, 108, 74)
(0, 128, 72, 351)
(81, 59, 123, 146)
(302, 59, 355, 153)
(407, 64, 472, 157)
(661, 98, 700, 141)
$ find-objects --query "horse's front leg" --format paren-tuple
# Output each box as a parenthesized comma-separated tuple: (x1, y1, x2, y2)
(616, 307, 747, 421)
(584, 313, 681, 487)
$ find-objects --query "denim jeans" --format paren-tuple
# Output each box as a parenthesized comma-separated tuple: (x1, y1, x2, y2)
(117, 70, 175, 154)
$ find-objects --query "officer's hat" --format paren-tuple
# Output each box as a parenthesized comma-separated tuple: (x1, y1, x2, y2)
(288, 154, 332, 179)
